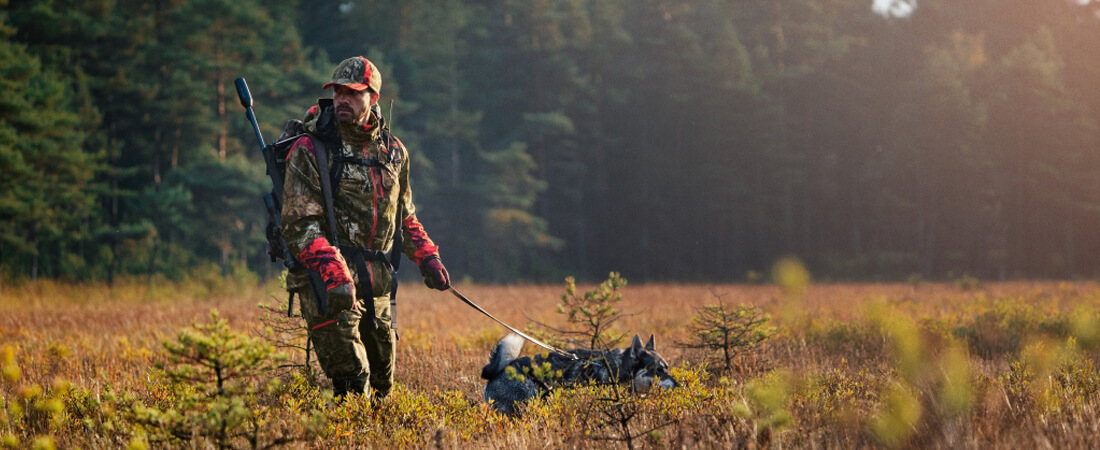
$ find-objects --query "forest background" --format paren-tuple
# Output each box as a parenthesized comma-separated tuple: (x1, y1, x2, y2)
(3, 0, 1100, 285)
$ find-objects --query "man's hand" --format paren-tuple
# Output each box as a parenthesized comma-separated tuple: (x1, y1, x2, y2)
(327, 282, 358, 311)
(419, 256, 450, 290)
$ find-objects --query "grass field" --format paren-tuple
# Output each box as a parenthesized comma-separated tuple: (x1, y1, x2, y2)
(1, 276, 1098, 448)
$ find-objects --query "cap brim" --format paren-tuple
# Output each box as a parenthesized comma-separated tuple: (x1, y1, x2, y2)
(322, 82, 371, 91)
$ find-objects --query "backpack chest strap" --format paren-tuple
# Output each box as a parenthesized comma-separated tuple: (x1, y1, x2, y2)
(337, 246, 396, 288)
(338, 244, 396, 331)
(333, 155, 386, 168)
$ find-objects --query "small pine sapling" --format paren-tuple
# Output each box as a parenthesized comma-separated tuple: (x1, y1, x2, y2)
(681, 294, 774, 373)
(557, 272, 629, 350)
(154, 311, 289, 448)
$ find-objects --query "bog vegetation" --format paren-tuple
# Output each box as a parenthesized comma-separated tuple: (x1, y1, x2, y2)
(2, 270, 1098, 449)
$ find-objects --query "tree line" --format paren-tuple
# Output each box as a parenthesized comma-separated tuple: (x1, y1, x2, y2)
(2, 0, 1099, 284)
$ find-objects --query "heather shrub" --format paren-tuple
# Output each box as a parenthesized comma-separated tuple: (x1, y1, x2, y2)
(2, 281, 1098, 448)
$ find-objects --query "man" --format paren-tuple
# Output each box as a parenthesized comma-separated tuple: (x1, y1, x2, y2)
(281, 56, 451, 400)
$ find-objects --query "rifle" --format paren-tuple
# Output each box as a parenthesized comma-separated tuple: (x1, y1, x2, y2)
(234, 77, 330, 317)
(234, 78, 297, 268)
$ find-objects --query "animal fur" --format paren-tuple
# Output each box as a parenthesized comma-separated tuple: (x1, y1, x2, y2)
(481, 334, 677, 415)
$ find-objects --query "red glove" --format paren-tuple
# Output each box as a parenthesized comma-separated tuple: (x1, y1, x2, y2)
(419, 256, 450, 290)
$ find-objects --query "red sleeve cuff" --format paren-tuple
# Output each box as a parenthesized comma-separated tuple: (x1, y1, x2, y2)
(297, 237, 353, 290)
(403, 216, 440, 265)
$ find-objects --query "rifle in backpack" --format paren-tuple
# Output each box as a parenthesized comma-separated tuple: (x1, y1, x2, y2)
(234, 77, 335, 317)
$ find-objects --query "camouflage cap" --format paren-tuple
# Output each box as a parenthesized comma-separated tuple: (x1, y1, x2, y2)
(322, 56, 381, 93)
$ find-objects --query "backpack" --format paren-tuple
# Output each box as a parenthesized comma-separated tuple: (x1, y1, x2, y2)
(262, 100, 402, 327)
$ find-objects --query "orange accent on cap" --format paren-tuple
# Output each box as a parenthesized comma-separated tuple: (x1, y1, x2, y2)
(322, 82, 371, 91)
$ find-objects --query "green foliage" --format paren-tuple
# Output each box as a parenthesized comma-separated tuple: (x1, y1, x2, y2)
(0, 32, 99, 279)
(5, 0, 1100, 285)
(516, 361, 560, 386)
(869, 382, 922, 448)
(556, 272, 628, 349)
(152, 311, 288, 448)
(952, 297, 1071, 358)
(0, 346, 68, 449)
(4, 281, 1100, 447)
(868, 304, 926, 384)
(955, 274, 982, 291)
(742, 370, 794, 432)
(772, 258, 811, 297)
(999, 339, 1100, 420)
(804, 317, 888, 360)
(936, 343, 974, 418)
(160, 310, 283, 395)
(1070, 308, 1100, 350)
(682, 302, 774, 373)
(2, 0, 325, 283)
(475, 141, 564, 281)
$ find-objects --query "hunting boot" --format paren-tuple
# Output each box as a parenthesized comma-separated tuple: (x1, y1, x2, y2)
(332, 374, 368, 400)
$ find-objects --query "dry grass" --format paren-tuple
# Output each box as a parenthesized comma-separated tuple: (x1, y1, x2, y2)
(1, 278, 1098, 448)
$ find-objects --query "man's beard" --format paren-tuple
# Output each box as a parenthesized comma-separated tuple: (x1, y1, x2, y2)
(334, 107, 378, 145)
(336, 107, 369, 125)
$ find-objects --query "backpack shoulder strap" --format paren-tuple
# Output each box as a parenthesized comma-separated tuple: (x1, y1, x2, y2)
(307, 133, 341, 247)
(381, 128, 403, 272)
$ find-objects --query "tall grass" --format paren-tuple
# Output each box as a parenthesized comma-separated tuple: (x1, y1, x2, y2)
(1, 279, 1098, 448)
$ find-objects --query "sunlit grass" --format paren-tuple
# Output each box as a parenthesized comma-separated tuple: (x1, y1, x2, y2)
(1, 278, 1098, 447)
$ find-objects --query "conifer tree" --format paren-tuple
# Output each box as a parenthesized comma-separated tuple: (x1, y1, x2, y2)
(0, 33, 96, 279)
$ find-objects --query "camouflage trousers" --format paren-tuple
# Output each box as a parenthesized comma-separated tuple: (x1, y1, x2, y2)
(296, 286, 395, 398)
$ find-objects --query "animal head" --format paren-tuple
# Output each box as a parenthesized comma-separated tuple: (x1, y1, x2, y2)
(622, 334, 678, 393)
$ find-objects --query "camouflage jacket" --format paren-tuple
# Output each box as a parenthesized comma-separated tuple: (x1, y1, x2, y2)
(281, 101, 440, 296)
